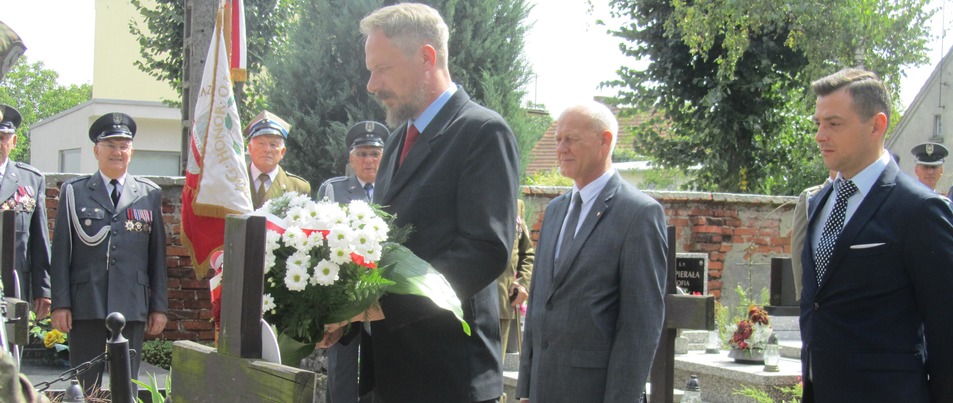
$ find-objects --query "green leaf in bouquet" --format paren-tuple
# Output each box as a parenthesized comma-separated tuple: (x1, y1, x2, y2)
(324, 268, 394, 324)
(277, 331, 317, 367)
(378, 243, 471, 336)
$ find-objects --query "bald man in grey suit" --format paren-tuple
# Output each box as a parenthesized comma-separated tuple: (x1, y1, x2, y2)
(516, 102, 667, 403)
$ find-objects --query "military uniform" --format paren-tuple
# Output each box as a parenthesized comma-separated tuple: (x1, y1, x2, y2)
(249, 166, 311, 208)
(496, 199, 534, 355)
(245, 110, 311, 208)
(0, 105, 51, 304)
(49, 112, 167, 393)
(320, 120, 387, 403)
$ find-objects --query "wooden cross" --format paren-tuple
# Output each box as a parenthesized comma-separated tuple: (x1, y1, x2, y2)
(648, 226, 715, 403)
(170, 214, 320, 402)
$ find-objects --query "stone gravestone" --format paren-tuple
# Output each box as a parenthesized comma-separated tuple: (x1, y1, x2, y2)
(170, 214, 322, 402)
(765, 257, 798, 316)
(648, 227, 715, 403)
(675, 253, 708, 295)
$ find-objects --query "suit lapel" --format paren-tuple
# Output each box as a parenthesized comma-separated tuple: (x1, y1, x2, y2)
(0, 163, 19, 202)
(379, 88, 470, 205)
(115, 178, 142, 212)
(374, 124, 402, 205)
(345, 176, 365, 201)
(88, 173, 115, 213)
(549, 174, 620, 297)
(817, 162, 897, 291)
(537, 192, 570, 302)
(267, 166, 290, 201)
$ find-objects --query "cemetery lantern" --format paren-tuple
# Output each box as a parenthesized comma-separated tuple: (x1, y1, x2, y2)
(763, 334, 780, 372)
(705, 321, 721, 354)
(681, 374, 702, 403)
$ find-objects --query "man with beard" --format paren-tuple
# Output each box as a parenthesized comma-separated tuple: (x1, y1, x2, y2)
(333, 3, 519, 402)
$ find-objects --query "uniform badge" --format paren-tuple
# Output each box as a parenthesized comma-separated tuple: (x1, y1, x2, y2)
(126, 221, 135, 231)
(365, 121, 375, 133)
(926, 143, 935, 155)
(113, 113, 124, 125)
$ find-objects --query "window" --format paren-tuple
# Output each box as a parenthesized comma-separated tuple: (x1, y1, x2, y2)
(59, 149, 81, 173)
(128, 150, 181, 176)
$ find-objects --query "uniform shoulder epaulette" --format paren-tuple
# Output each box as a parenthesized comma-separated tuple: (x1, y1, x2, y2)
(133, 176, 161, 190)
(63, 174, 92, 185)
(14, 162, 42, 176)
(286, 171, 308, 181)
(320, 176, 349, 187)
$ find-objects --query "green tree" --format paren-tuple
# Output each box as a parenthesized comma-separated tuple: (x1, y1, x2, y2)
(267, 0, 544, 186)
(607, 0, 932, 195)
(0, 58, 91, 162)
(129, 0, 297, 123)
(263, 0, 385, 186)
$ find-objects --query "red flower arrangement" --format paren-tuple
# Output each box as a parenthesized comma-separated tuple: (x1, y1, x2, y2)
(729, 305, 772, 351)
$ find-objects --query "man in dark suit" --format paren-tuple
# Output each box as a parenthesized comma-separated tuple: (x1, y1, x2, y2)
(317, 120, 388, 403)
(349, 3, 519, 402)
(801, 68, 953, 402)
(0, 105, 51, 319)
(50, 112, 168, 394)
(245, 110, 311, 209)
(515, 102, 667, 403)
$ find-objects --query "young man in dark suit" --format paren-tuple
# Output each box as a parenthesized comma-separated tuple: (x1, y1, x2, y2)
(50, 112, 168, 394)
(332, 3, 519, 402)
(801, 68, 953, 402)
(515, 102, 667, 402)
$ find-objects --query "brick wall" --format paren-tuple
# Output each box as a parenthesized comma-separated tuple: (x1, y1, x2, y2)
(524, 186, 796, 306)
(41, 176, 797, 342)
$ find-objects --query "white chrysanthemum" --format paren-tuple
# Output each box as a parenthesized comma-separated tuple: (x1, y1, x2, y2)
(328, 245, 353, 265)
(327, 224, 354, 250)
(352, 229, 380, 254)
(318, 201, 348, 227)
(288, 193, 312, 209)
(286, 250, 311, 269)
(266, 230, 282, 249)
(282, 226, 308, 250)
(286, 206, 307, 226)
(262, 293, 276, 314)
(356, 244, 382, 264)
(312, 260, 340, 286)
(264, 252, 276, 274)
(347, 200, 375, 224)
(364, 216, 389, 239)
(284, 265, 309, 291)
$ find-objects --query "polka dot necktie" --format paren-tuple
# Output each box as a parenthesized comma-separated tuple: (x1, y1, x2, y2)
(815, 179, 858, 285)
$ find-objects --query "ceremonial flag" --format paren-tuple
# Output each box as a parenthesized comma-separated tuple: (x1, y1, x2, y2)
(181, 3, 253, 283)
(224, 0, 247, 82)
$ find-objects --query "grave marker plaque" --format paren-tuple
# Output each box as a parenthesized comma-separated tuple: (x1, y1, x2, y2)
(675, 253, 708, 295)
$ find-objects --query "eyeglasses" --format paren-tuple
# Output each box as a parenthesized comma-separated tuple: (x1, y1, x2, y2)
(353, 151, 382, 159)
(100, 143, 132, 152)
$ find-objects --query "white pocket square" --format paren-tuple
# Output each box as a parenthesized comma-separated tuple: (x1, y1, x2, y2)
(850, 242, 885, 249)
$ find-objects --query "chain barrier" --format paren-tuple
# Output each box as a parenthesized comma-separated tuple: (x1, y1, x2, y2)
(32, 349, 138, 392)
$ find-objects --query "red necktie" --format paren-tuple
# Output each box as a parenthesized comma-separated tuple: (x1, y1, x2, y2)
(399, 124, 419, 165)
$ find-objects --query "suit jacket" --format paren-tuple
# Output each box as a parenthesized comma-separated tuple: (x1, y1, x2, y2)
(800, 161, 953, 402)
(50, 173, 168, 323)
(0, 161, 51, 301)
(369, 87, 518, 402)
(317, 175, 367, 203)
(516, 173, 668, 403)
(249, 165, 311, 209)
